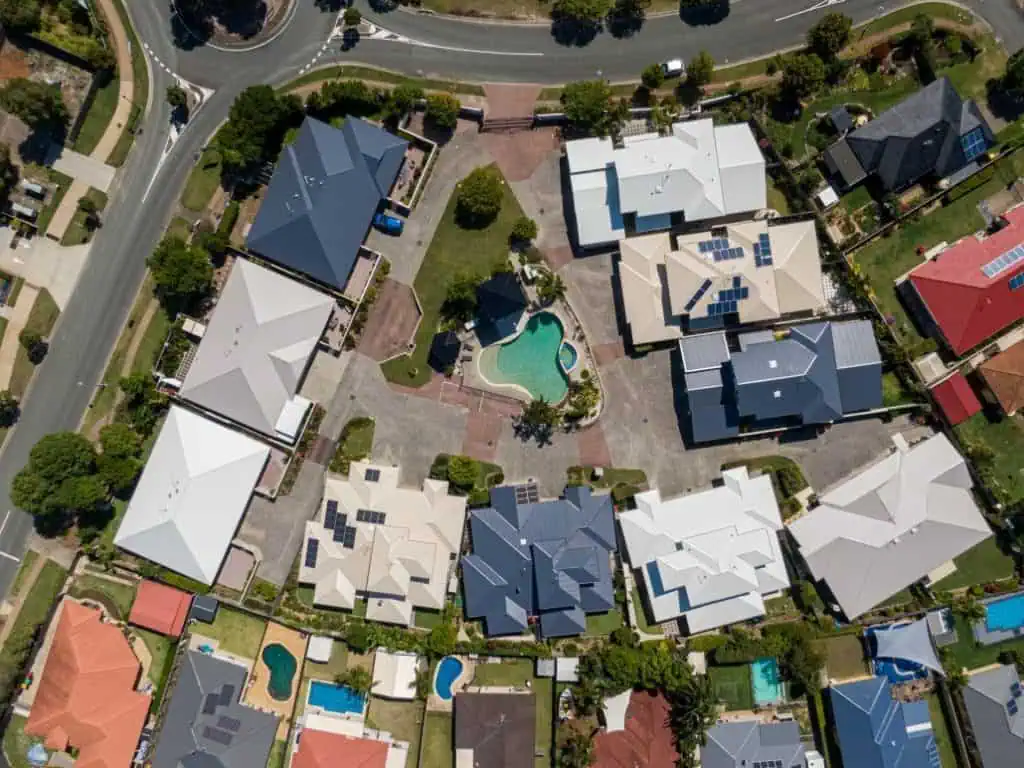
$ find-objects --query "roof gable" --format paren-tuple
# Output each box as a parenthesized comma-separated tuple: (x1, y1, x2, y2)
(979, 340, 1024, 414)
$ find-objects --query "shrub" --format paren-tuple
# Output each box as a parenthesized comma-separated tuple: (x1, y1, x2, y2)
(455, 167, 503, 228)
(641, 63, 665, 90)
(510, 215, 538, 244)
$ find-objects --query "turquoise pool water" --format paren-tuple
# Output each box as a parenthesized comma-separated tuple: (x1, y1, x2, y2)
(478, 312, 569, 402)
(261, 643, 297, 702)
(986, 594, 1024, 632)
(559, 341, 578, 372)
(435, 656, 464, 701)
(751, 657, 784, 706)
(308, 680, 365, 714)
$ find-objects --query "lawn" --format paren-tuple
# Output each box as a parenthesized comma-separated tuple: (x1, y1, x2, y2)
(381, 165, 527, 386)
(168, 217, 193, 241)
(105, 0, 149, 167)
(818, 634, 869, 681)
(181, 148, 223, 212)
(0, 560, 67, 654)
(415, 608, 444, 629)
(882, 371, 919, 407)
(534, 677, 553, 767)
(330, 416, 375, 473)
(73, 72, 120, 155)
(132, 305, 173, 374)
(931, 537, 1014, 591)
(2, 715, 38, 768)
(947, 613, 1024, 670)
(708, 664, 754, 711)
(585, 609, 623, 637)
(8, 550, 39, 598)
(280, 65, 485, 96)
(856, 2, 974, 37)
(955, 412, 1024, 507)
(927, 692, 958, 768)
(766, 181, 791, 215)
(631, 585, 658, 634)
(9, 288, 60, 398)
(422, 711, 454, 768)
(60, 188, 108, 246)
(192, 606, 267, 659)
(68, 573, 136, 618)
(366, 698, 424, 762)
(136, 627, 176, 710)
(471, 658, 533, 687)
(266, 740, 288, 768)
(304, 641, 348, 681)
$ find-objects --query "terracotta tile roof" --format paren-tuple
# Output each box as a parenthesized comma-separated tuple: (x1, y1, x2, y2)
(128, 579, 192, 637)
(930, 372, 983, 425)
(592, 691, 680, 768)
(908, 206, 1024, 355)
(980, 341, 1024, 415)
(291, 728, 387, 768)
(25, 600, 149, 768)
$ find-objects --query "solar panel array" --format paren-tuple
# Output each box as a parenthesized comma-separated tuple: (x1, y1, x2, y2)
(1012, 681, 1022, 697)
(202, 694, 219, 715)
(707, 301, 738, 316)
(203, 726, 234, 746)
(1011, 273, 1024, 290)
(684, 279, 713, 312)
(961, 128, 987, 162)
(515, 483, 540, 504)
(305, 538, 319, 568)
(981, 244, 1024, 278)
(324, 499, 338, 530)
(752, 762, 784, 768)
(220, 685, 234, 704)
(753, 233, 773, 268)
(698, 238, 729, 253)
(364, 468, 381, 482)
(356, 509, 387, 525)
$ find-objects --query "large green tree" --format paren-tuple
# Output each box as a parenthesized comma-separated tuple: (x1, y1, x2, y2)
(455, 166, 504, 228)
(807, 12, 852, 60)
(551, 0, 612, 25)
(425, 93, 461, 130)
(0, 79, 68, 130)
(147, 235, 213, 311)
(687, 50, 715, 87)
(0, 0, 41, 33)
(214, 86, 302, 174)
(781, 53, 826, 99)
(561, 80, 626, 137)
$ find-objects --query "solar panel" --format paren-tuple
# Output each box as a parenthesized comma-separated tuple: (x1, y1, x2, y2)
(202, 694, 219, 715)
(364, 468, 381, 482)
(740, 287, 749, 299)
(1012, 681, 1022, 697)
(684, 279, 713, 312)
(305, 539, 319, 568)
(333, 524, 347, 542)
(218, 716, 242, 732)
(1011, 273, 1024, 290)
(342, 527, 357, 549)
(1008, 699, 1019, 715)
(961, 127, 987, 162)
(981, 244, 1024, 278)
(356, 509, 369, 523)
(733, 276, 741, 288)
(324, 500, 338, 530)
(203, 727, 234, 746)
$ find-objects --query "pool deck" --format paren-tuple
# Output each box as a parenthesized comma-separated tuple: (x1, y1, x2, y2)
(974, 591, 1024, 646)
(427, 656, 475, 712)
(242, 621, 308, 739)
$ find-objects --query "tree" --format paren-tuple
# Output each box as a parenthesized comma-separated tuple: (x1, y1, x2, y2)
(641, 63, 665, 90)
(344, 622, 374, 653)
(0, 390, 17, 427)
(537, 270, 567, 305)
(686, 51, 715, 88)
(307, 79, 379, 118)
(807, 12, 852, 60)
(561, 80, 624, 137)
(384, 83, 424, 122)
(97, 455, 141, 496)
(446, 455, 479, 490)
(425, 93, 460, 130)
(0, 143, 17, 201)
(147, 235, 213, 311)
(214, 86, 302, 174)
(511, 216, 538, 244)
(441, 272, 480, 322)
(53, 474, 108, 514)
(0, 79, 68, 130)
(343, 6, 362, 25)
(18, 329, 45, 364)
(77, 195, 100, 229)
(908, 13, 935, 51)
(0, 0, 40, 33)
(669, 674, 717, 767)
(455, 167, 504, 228)
(556, 725, 594, 768)
(424, 614, 458, 656)
(551, 0, 612, 25)
(954, 596, 986, 623)
(98, 423, 142, 460)
(520, 397, 561, 432)
(166, 85, 188, 110)
(1005, 48, 1024, 92)
(27, 432, 97, 486)
(781, 53, 826, 99)
(336, 666, 374, 695)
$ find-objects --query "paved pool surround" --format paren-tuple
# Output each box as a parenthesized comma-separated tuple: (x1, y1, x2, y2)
(427, 655, 474, 712)
(974, 591, 1024, 645)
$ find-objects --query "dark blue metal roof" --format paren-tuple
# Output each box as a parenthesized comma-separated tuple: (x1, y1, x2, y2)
(247, 117, 407, 290)
(476, 273, 527, 343)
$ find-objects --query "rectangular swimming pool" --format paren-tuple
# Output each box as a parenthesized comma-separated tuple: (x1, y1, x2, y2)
(308, 680, 365, 715)
(986, 593, 1024, 632)
(750, 657, 784, 706)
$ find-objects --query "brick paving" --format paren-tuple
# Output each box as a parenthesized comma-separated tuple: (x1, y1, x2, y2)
(463, 410, 503, 462)
(577, 424, 612, 468)
(592, 340, 626, 367)
(482, 84, 541, 120)
(480, 128, 560, 183)
(357, 279, 421, 361)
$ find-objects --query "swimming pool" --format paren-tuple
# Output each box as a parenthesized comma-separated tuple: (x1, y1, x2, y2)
(261, 644, 296, 702)
(750, 657, 784, 706)
(986, 593, 1024, 632)
(478, 312, 569, 403)
(559, 341, 578, 373)
(308, 680, 365, 715)
(435, 656, 464, 701)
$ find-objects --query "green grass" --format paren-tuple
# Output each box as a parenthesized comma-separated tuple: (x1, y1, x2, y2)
(7, 276, 24, 308)
(927, 692, 958, 768)
(947, 613, 1024, 670)
(105, 0, 150, 167)
(856, 2, 975, 38)
(330, 417, 375, 473)
(381, 165, 527, 386)
(181, 148, 223, 212)
(5, 560, 67, 641)
(841, 184, 875, 215)
(708, 664, 754, 711)
(168, 217, 193, 241)
(422, 711, 454, 768)
(1, 715, 38, 768)
(60, 188, 108, 246)
(880, 587, 915, 607)
(68, 573, 136, 617)
(534, 677, 553, 767)
(34, 169, 72, 235)
(881, 372, 918, 407)
(712, 57, 773, 84)
(136, 628, 176, 710)
(366, 699, 424, 762)
(73, 73, 120, 155)
(766, 181, 791, 215)
(280, 65, 485, 96)
(304, 642, 348, 681)
(10, 289, 60, 399)
(955, 413, 1024, 507)
(191, 606, 267, 659)
(8, 550, 39, 598)
(132, 305, 172, 375)
(266, 740, 288, 768)
(414, 608, 444, 629)
(471, 658, 532, 687)
(931, 537, 1013, 591)
(818, 634, 868, 681)
(584, 609, 623, 637)
(631, 585, 658, 634)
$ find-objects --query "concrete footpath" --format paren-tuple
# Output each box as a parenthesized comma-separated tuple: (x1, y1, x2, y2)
(0, 285, 38, 389)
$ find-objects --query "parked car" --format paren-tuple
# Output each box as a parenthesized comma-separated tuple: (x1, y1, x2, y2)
(373, 212, 404, 235)
(663, 59, 684, 78)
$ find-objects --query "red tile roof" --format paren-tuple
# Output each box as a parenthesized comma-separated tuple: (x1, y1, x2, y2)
(128, 579, 191, 637)
(908, 206, 1024, 355)
(980, 340, 1024, 415)
(291, 728, 387, 768)
(25, 600, 149, 768)
(592, 691, 679, 768)
(930, 372, 983, 425)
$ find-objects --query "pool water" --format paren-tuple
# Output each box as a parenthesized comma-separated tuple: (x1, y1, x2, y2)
(308, 680, 365, 715)
(559, 341, 578, 372)
(986, 594, 1024, 632)
(435, 656, 464, 701)
(478, 312, 569, 402)
(261, 644, 297, 702)
(750, 657, 784, 706)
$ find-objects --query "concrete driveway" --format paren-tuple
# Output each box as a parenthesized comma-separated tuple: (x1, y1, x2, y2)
(0, 227, 89, 310)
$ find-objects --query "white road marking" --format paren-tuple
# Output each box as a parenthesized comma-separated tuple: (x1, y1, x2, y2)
(776, 0, 846, 22)
(0, 510, 10, 539)
(0, 551, 19, 563)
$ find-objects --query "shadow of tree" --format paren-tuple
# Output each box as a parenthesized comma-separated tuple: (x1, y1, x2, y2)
(986, 77, 1024, 124)
(607, 7, 644, 39)
(550, 17, 603, 47)
(678, 0, 729, 26)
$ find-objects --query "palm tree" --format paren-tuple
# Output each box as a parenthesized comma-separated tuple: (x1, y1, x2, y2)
(954, 597, 986, 623)
(669, 673, 716, 765)
(336, 666, 374, 696)
(537, 270, 567, 305)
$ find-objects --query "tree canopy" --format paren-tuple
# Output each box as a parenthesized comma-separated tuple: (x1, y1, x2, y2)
(641, 63, 666, 90)
(781, 53, 826, 99)
(807, 12, 852, 60)
(1005, 49, 1024, 92)
(0, 79, 68, 130)
(561, 80, 626, 137)
(147, 235, 213, 312)
(446, 455, 479, 490)
(0, 0, 41, 34)
(11, 432, 103, 534)
(425, 93, 461, 130)
(455, 166, 504, 228)
(687, 51, 715, 87)
(214, 86, 302, 174)
(551, 0, 612, 25)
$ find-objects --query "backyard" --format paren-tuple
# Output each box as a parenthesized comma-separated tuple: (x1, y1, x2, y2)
(584, 609, 624, 637)
(534, 678, 554, 767)
(68, 573, 136, 619)
(927, 692, 958, 768)
(192, 607, 267, 659)
(381, 165, 528, 386)
(708, 664, 754, 711)
(471, 658, 533, 687)
(931, 537, 1015, 591)
(136, 628, 176, 709)
(947, 613, 1024, 670)
(366, 698, 424, 763)
(2, 716, 37, 768)
(817, 634, 869, 681)
(421, 711, 454, 768)
(955, 412, 1024, 507)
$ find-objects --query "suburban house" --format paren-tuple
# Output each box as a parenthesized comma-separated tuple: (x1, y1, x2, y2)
(297, 462, 467, 626)
(454, 693, 535, 768)
(618, 467, 789, 633)
(677, 320, 883, 443)
(830, 676, 939, 768)
(823, 77, 993, 193)
(290, 729, 387, 768)
(24, 600, 150, 768)
(618, 219, 826, 347)
(152, 650, 279, 768)
(701, 721, 817, 768)
(961, 664, 1024, 767)
(178, 259, 335, 443)
(476, 271, 528, 342)
(902, 204, 1024, 356)
(789, 432, 992, 620)
(461, 484, 617, 638)
(929, 372, 983, 426)
(592, 691, 680, 767)
(247, 116, 407, 291)
(114, 405, 271, 585)
(979, 339, 1024, 415)
(128, 579, 193, 637)
(565, 118, 766, 248)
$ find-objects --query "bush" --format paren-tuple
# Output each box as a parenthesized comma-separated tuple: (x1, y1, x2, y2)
(455, 166, 503, 228)
(641, 63, 665, 90)
(425, 93, 460, 130)
(447, 455, 479, 490)
(510, 215, 538, 244)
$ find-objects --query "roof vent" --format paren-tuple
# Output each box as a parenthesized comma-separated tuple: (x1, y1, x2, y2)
(519, 538, 527, 546)
(769, 360, 778, 369)
(773, 390, 782, 399)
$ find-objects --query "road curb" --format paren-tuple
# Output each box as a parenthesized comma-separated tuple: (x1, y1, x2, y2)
(169, 0, 300, 53)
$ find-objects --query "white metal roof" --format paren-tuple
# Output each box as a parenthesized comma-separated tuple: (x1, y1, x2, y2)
(114, 406, 270, 584)
(565, 136, 614, 174)
(620, 467, 789, 631)
(789, 433, 992, 619)
(372, 649, 421, 700)
(569, 168, 625, 247)
(307, 635, 333, 662)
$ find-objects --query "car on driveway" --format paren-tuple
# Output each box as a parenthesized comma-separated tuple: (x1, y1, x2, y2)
(373, 212, 404, 235)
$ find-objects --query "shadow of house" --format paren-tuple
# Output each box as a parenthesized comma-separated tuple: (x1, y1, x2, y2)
(428, 330, 461, 373)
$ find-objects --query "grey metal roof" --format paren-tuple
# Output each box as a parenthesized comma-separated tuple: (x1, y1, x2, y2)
(963, 664, 1024, 768)
(701, 721, 804, 768)
(152, 651, 278, 768)
(247, 117, 407, 290)
(832, 319, 883, 369)
(461, 485, 616, 639)
(190, 595, 219, 623)
(824, 138, 867, 188)
(679, 331, 730, 372)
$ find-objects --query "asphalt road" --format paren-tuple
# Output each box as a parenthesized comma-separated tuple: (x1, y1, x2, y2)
(0, 0, 1020, 600)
